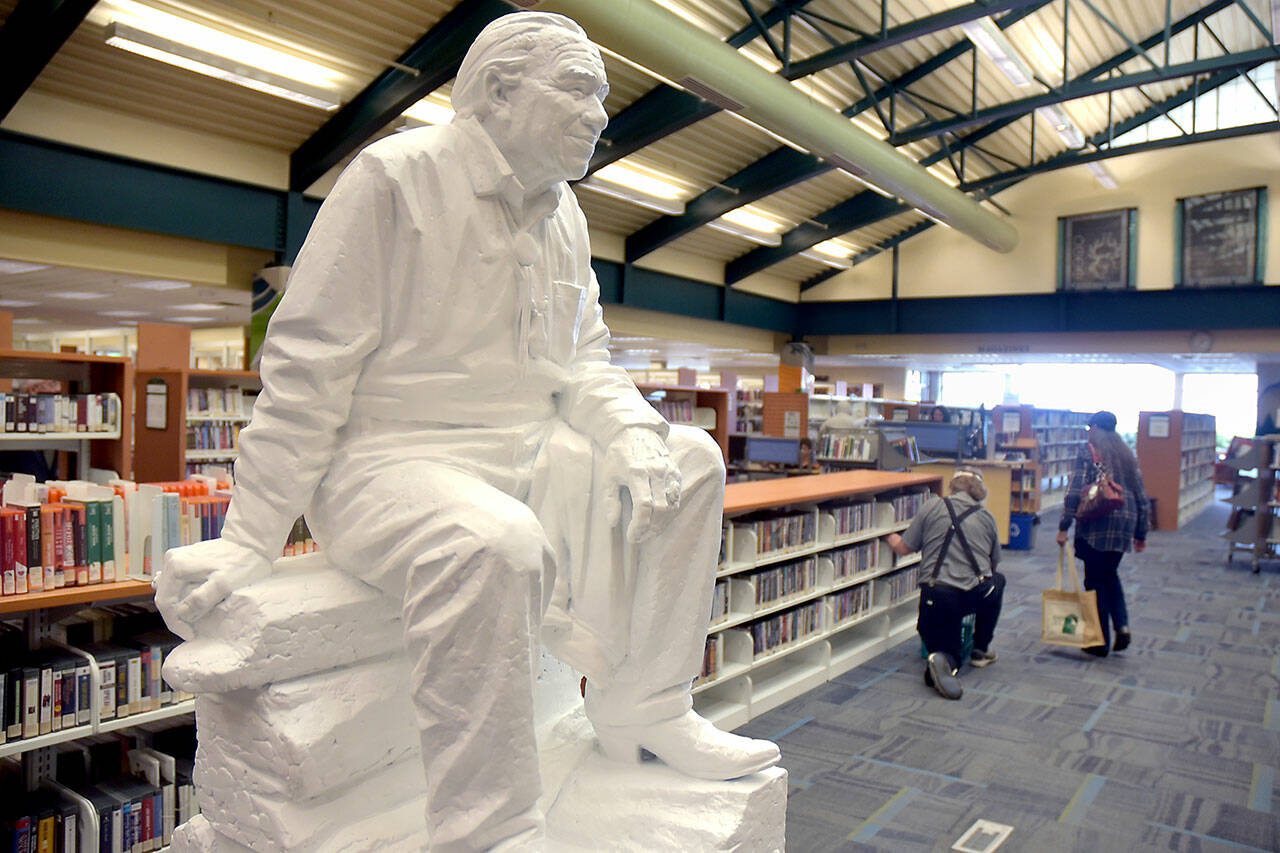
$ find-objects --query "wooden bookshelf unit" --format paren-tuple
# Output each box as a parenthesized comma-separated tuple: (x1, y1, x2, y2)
(696, 469, 941, 729)
(635, 384, 729, 462)
(1137, 410, 1217, 530)
(0, 349, 132, 478)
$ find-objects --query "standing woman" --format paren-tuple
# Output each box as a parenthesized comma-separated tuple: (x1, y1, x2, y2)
(1056, 411, 1150, 656)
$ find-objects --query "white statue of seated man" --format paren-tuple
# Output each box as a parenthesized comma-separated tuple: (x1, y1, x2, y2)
(155, 11, 778, 852)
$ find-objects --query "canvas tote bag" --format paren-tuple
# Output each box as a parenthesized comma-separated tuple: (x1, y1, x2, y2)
(1041, 542, 1104, 647)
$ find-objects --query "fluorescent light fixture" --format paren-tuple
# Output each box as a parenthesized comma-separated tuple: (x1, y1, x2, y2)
(171, 303, 225, 311)
(13, 318, 43, 324)
(101, 310, 150, 317)
(0, 300, 38, 307)
(593, 162, 685, 200)
(626, 348, 661, 354)
(1036, 105, 1086, 148)
(708, 206, 788, 245)
(0, 260, 50, 275)
(165, 316, 214, 323)
(579, 162, 688, 215)
(105, 22, 340, 110)
(799, 248, 853, 270)
(1087, 161, 1118, 189)
(128, 279, 191, 291)
(402, 96, 455, 126)
(961, 18, 1036, 88)
(51, 292, 108, 300)
(808, 238, 857, 260)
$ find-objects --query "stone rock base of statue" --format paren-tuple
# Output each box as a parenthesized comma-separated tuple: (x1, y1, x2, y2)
(163, 553, 786, 853)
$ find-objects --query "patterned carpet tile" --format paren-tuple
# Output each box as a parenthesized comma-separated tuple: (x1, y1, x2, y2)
(774, 497, 1279, 852)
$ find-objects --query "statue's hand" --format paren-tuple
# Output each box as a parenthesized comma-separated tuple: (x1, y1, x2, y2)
(154, 538, 273, 639)
(603, 427, 681, 543)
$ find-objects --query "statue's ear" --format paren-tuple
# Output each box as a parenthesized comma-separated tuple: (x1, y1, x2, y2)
(481, 68, 511, 115)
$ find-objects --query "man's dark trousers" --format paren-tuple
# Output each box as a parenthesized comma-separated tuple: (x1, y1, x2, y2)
(918, 572, 1006, 669)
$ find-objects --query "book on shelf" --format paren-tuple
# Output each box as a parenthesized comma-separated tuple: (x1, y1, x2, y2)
(697, 634, 723, 684)
(0, 392, 120, 435)
(831, 540, 879, 579)
(743, 509, 817, 555)
(748, 556, 818, 607)
(187, 385, 249, 419)
(0, 477, 122, 595)
(829, 583, 872, 623)
(185, 420, 242, 452)
(749, 599, 824, 657)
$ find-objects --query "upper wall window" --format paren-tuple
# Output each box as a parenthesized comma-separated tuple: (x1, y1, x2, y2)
(1058, 208, 1137, 291)
(1176, 187, 1268, 287)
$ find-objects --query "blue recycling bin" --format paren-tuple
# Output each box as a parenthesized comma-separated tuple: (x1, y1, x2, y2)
(1008, 512, 1038, 550)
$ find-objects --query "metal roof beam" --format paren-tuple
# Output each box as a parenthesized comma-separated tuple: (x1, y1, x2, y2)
(894, 46, 1280, 144)
(289, 0, 510, 192)
(0, 0, 97, 120)
(587, 0, 815, 173)
(725, 192, 908, 284)
(961, 120, 1280, 194)
(622, 1, 1053, 261)
(783, 0, 1049, 80)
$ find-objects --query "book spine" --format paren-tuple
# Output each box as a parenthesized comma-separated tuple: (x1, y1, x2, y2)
(77, 661, 92, 725)
(13, 511, 28, 596)
(86, 502, 102, 584)
(38, 662, 53, 735)
(22, 666, 38, 737)
(98, 658, 116, 721)
(101, 500, 116, 582)
(25, 505, 42, 592)
(1, 512, 12, 595)
(73, 506, 88, 586)
(62, 508, 75, 587)
(41, 508, 56, 590)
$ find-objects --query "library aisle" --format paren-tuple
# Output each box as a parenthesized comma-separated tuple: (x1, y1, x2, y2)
(738, 495, 1279, 852)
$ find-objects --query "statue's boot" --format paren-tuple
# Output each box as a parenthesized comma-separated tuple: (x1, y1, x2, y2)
(592, 708, 780, 780)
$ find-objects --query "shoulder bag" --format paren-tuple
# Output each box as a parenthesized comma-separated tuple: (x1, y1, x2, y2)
(1076, 444, 1124, 521)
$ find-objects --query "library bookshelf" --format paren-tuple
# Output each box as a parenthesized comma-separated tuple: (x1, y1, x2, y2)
(1222, 435, 1279, 573)
(635, 384, 729, 462)
(913, 459, 1032, 546)
(992, 405, 1088, 506)
(1137, 410, 1217, 530)
(134, 368, 260, 482)
(0, 350, 132, 479)
(695, 470, 941, 730)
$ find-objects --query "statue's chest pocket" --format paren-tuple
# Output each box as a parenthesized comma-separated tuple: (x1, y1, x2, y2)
(544, 280, 586, 365)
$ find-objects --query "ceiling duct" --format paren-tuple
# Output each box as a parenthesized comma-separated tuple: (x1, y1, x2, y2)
(510, 0, 1018, 253)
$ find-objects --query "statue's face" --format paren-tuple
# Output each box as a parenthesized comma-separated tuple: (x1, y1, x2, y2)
(505, 41, 609, 184)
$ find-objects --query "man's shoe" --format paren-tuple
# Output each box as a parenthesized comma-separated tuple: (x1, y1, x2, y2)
(926, 652, 962, 700)
(969, 648, 997, 668)
(594, 710, 780, 780)
(1082, 644, 1109, 657)
(1112, 629, 1131, 652)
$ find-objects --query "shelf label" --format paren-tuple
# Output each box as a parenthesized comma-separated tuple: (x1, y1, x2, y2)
(145, 379, 168, 430)
(1148, 415, 1170, 439)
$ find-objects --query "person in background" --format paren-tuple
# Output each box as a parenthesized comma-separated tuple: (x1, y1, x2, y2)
(887, 469, 1004, 700)
(929, 405, 950, 423)
(1057, 410, 1149, 657)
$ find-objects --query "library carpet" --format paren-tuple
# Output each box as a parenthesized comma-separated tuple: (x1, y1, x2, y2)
(737, 495, 1280, 852)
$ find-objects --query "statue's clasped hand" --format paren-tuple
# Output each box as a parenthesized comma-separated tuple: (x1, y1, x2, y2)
(603, 427, 681, 544)
(154, 537, 274, 639)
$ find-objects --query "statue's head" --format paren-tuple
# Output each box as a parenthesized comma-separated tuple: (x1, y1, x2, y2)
(454, 12, 609, 189)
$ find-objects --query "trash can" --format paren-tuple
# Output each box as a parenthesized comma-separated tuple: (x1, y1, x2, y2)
(1008, 512, 1038, 550)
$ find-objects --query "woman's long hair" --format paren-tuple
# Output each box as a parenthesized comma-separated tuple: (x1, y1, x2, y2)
(1089, 428, 1139, 485)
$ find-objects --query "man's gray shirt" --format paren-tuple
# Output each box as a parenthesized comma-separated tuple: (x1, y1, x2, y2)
(899, 493, 1001, 591)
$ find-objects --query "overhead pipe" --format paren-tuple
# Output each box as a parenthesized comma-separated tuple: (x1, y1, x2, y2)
(508, 0, 1018, 253)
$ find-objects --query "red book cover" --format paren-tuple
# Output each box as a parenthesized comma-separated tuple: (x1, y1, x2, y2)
(141, 794, 154, 848)
(71, 506, 88, 585)
(2, 511, 16, 594)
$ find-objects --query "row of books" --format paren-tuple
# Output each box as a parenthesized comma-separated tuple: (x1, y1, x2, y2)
(1030, 410, 1090, 428)
(185, 421, 241, 451)
(283, 516, 317, 557)
(816, 434, 874, 462)
(697, 634, 722, 684)
(891, 492, 926, 523)
(0, 497, 117, 597)
(652, 399, 695, 424)
(187, 386, 249, 418)
(710, 579, 730, 624)
(2, 722, 199, 852)
(749, 600, 823, 657)
(883, 564, 923, 604)
(2, 613, 187, 745)
(749, 556, 817, 607)
(832, 540, 879, 579)
(0, 393, 120, 435)
(830, 500, 875, 537)
(1033, 428, 1087, 445)
(750, 511, 817, 555)
(831, 583, 872, 623)
(1182, 447, 1216, 468)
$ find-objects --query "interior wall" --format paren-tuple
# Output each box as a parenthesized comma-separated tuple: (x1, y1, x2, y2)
(0, 209, 270, 288)
(807, 134, 1280, 301)
(4, 90, 290, 190)
(814, 366, 909, 399)
(602, 303, 786, 355)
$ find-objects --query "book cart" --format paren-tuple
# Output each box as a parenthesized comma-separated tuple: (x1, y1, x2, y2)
(694, 470, 941, 729)
(1221, 435, 1278, 573)
(1136, 410, 1217, 530)
(635, 384, 729, 462)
